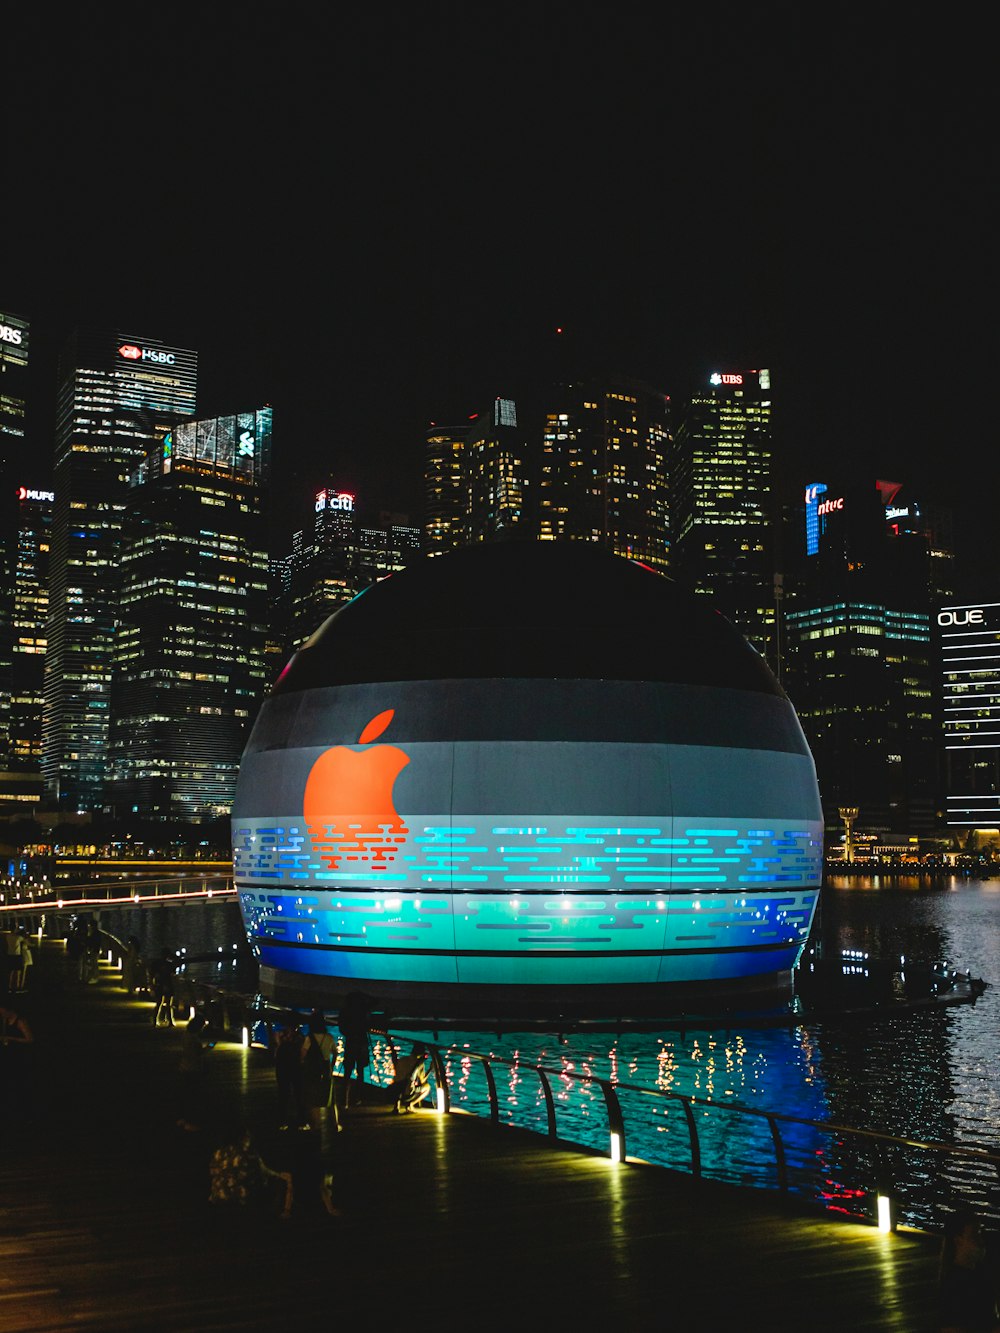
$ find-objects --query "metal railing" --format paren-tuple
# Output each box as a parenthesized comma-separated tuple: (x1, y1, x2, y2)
(380, 1036, 1000, 1233)
(0, 876, 235, 912)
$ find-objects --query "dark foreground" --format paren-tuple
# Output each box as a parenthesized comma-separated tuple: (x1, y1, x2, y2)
(0, 941, 945, 1332)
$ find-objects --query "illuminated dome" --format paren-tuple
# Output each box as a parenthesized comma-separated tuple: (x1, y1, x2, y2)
(233, 542, 822, 1020)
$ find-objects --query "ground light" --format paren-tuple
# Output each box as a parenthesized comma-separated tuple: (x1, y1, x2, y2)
(877, 1190, 896, 1233)
(610, 1131, 623, 1164)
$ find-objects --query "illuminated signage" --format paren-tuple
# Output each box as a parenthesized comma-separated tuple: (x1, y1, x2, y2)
(709, 372, 743, 386)
(0, 323, 24, 346)
(938, 609, 985, 627)
(238, 430, 255, 457)
(118, 344, 176, 365)
(885, 506, 909, 520)
(817, 497, 844, 516)
(315, 490, 354, 513)
(16, 486, 54, 502)
(804, 481, 827, 556)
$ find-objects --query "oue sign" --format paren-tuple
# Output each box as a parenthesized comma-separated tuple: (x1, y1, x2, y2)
(938, 609, 985, 627)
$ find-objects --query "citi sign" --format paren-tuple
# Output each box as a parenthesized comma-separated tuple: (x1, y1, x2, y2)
(316, 490, 354, 513)
(0, 323, 24, 346)
(938, 609, 985, 627)
(118, 344, 176, 365)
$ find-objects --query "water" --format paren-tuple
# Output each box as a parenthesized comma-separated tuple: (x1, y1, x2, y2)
(94, 875, 1000, 1231)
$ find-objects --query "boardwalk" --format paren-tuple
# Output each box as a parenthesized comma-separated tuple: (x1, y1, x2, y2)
(0, 940, 944, 1332)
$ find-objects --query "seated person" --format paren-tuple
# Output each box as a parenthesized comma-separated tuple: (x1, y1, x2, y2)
(389, 1044, 432, 1112)
(208, 1126, 293, 1218)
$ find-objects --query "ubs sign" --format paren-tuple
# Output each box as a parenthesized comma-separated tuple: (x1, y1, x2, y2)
(0, 323, 24, 346)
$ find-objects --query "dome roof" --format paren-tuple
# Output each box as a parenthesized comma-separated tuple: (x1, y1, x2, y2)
(274, 541, 782, 697)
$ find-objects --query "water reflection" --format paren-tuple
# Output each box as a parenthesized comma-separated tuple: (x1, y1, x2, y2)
(94, 877, 1000, 1229)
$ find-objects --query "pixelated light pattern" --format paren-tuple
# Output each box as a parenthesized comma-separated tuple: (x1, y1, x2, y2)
(234, 814, 821, 986)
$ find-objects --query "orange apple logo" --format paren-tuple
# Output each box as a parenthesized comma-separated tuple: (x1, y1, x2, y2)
(303, 709, 410, 872)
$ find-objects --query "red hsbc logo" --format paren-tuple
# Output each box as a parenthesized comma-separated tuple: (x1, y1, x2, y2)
(118, 344, 142, 360)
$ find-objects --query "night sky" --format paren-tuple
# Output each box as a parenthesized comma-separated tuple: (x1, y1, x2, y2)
(7, 8, 994, 573)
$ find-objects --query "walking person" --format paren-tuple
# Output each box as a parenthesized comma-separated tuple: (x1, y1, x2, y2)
(82, 920, 101, 984)
(121, 936, 143, 995)
(300, 1009, 340, 1136)
(338, 991, 371, 1108)
(273, 1020, 305, 1130)
(150, 948, 177, 1027)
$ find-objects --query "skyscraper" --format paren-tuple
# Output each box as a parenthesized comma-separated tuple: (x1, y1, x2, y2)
(0, 310, 32, 807)
(284, 489, 421, 651)
(937, 599, 1000, 834)
(423, 421, 468, 554)
(784, 477, 941, 838)
(466, 398, 529, 543)
(107, 409, 271, 821)
(2, 485, 53, 808)
(537, 375, 670, 570)
(669, 369, 775, 656)
(43, 329, 198, 811)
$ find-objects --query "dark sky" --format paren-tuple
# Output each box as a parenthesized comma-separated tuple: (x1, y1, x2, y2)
(6, 7, 994, 569)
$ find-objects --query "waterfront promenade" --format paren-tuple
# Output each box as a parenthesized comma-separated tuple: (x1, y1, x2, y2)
(0, 940, 945, 1331)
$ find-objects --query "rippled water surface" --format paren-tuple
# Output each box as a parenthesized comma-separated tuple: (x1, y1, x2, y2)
(98, 875, 1000, 1229)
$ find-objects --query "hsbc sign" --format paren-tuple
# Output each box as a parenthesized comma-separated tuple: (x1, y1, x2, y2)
(118, 344, 176, 365)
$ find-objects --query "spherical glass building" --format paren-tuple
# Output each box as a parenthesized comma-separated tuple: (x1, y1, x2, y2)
(233, 542, 822, 1019)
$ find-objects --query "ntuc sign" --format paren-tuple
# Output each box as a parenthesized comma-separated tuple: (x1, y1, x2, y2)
(118, 344, 176, 365)
(938, 609, 985, 627)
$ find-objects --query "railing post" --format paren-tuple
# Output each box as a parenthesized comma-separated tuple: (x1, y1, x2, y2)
(479, 1056, 499, 1126)
(680, 1096, 702, 1179)
(766, 1115, 788, 1194)
(599, 1079, 627, 1162)
(536, 1068, 558, 1139)
(426, 1044, 450, 1113)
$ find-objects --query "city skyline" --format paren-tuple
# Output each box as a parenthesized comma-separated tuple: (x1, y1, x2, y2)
(5, 10, 992, 574)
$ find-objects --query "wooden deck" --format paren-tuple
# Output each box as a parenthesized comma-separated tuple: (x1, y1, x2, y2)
(0, 942, 944, 1332)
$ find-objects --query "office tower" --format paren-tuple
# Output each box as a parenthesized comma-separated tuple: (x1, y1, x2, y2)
(937, 600, 1000, 833)
(784, 477, 942, 839)
(107, 409, 271, 821)
(1, 485, 53, 809)
(0, 310, 32, 807)
(423, 421, 468, 553)
(466, 398, 529, 543)
(288, 485, 359, 647)
(538, 375, 670, 571)
(669, 368, 775, 657)
(286, 490, 422, 650)
(43, 329, 198, 811)
(357, 513, 422, 586)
